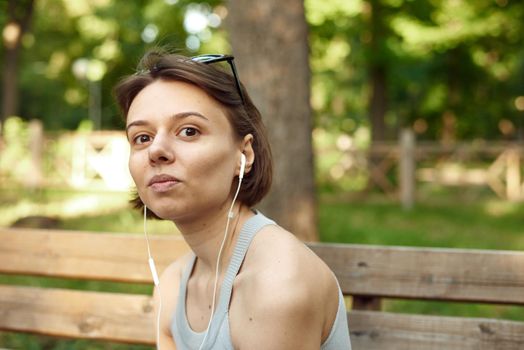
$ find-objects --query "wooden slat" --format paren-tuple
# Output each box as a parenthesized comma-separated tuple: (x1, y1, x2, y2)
(2, 228, 524, 304)
(0, 228, 190, 283)
(309, 243, 524, 305)
(349, 310, 524, 350)
(0, 285, 155, 345)
(2, 284, 523, 349)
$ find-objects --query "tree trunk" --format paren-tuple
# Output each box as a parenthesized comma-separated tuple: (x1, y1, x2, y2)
(364, 0, 390, 194)
(368, 0, 388, 143)
(1, 0, 35, 130)
(369, 66, 387, 142)
(226, 0, 318, 241)
(2, 43, 21, 121)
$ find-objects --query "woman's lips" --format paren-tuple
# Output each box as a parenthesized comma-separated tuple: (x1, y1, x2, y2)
(148, 174, 180, 192)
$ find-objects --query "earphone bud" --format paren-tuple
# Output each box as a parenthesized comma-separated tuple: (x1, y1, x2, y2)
(229, 153, 246, 220)
(239, 153, 246, 180)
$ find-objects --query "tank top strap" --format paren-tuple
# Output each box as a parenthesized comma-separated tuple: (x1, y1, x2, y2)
(179, 253, 197, 297)
(215, 211, 276, 313)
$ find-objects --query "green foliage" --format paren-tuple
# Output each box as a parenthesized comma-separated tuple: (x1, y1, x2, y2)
(2, 0, 523, 139)
(307, 0, 524, 140)
(313, 126, 371, 193)
(1, 0, 229, 131)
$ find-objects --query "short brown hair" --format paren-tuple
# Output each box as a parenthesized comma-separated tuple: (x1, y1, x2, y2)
(114, 51, 273, 217)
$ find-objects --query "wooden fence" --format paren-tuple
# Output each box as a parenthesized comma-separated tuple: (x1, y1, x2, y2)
(0, 120, 132, 191)
(2, 122, 524, 203)
(322, 129, 524, 206)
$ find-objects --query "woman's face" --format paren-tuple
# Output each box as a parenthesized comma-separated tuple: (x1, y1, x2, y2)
(126, 80, 241, 221)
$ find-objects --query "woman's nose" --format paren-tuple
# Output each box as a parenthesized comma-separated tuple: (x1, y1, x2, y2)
(148, 132, 175, 165)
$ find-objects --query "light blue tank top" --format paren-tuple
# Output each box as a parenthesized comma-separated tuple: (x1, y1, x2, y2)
(171, 212, 352, 349)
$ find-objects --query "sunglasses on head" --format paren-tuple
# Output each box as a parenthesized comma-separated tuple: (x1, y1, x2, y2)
(191, 54, 245, 105)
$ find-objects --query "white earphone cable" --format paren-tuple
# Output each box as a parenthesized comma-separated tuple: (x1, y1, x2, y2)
(198, 175, 243, 350)
(144, 206, 162, 350)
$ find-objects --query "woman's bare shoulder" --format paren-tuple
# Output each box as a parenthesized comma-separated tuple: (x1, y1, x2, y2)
(230, 225, 340, 348)
(160, 251, 193, 284)
(243, 224, 338, 302)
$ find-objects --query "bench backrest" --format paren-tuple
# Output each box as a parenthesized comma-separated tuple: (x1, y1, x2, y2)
(1, 228, 524, 349)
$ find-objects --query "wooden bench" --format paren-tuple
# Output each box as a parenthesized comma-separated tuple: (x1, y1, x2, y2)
(1, 227, 524, 349)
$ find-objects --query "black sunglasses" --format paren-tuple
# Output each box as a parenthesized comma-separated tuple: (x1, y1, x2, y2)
(191, 54, 245, 104)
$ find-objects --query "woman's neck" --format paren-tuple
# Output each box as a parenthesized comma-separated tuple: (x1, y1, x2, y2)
(175, 203, 253, 274)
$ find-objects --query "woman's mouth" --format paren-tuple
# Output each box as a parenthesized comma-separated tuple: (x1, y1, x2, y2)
(148, 174, 180, 192)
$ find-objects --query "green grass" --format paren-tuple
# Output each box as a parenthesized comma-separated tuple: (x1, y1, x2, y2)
(0, 275, 152, 294)
(0, 187, 177, 234)
(1, 185, 524, 348)
(383, 299, 524, 321)
(319, 192, 524, 250)
(0, 332, 153, 350)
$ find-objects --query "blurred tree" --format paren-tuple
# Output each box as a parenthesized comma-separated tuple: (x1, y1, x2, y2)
(389, 0, 524, 141)
(1, 0, 221, 130)
(2, 0, 522, 141)
(21, 0, 182, 130)
(1, 0, 35, 131)
(307, 0, 524, 141)
(367, 0, 389, 142)
(228, 0, 318, 241)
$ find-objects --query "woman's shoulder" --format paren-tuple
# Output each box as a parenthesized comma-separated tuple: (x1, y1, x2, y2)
(243, 223, 338, 303)
(160, 251, 194, 285)
(229, 224, 340, 347)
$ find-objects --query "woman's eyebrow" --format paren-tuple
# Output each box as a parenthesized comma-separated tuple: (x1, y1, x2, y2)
(170, 111, 209, 122)
(126, 111, 209, 135)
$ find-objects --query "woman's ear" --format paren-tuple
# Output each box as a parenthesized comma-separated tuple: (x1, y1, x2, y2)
(240, 134, 255, 175)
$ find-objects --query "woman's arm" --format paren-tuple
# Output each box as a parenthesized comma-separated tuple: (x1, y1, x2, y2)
(153, 255, 190, 350)
(153, 283, 178, 350)
(236, 282, 325, 350)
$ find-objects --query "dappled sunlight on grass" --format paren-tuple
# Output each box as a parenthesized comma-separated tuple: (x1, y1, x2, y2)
(483, 199, 522, 218)
(60, 208, 179, 234)
(0, 188, 130, 227)
(0, 187, 180, 234)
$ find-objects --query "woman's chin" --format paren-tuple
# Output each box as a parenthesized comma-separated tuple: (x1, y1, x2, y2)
(150, 209, 174, 221)
(148, 207, 187, 222)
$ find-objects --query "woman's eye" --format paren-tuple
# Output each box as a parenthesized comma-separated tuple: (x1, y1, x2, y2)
(133, 134, 152, 145)
(179, 127, 199, 137)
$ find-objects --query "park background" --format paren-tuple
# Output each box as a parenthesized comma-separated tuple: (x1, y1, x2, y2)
(1, 0, 524, 348)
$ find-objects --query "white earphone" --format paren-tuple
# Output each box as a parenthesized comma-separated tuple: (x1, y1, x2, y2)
(239, 153, 246, 180)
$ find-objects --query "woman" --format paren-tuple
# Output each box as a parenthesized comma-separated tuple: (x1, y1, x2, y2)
(114, 51, 351, 350)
